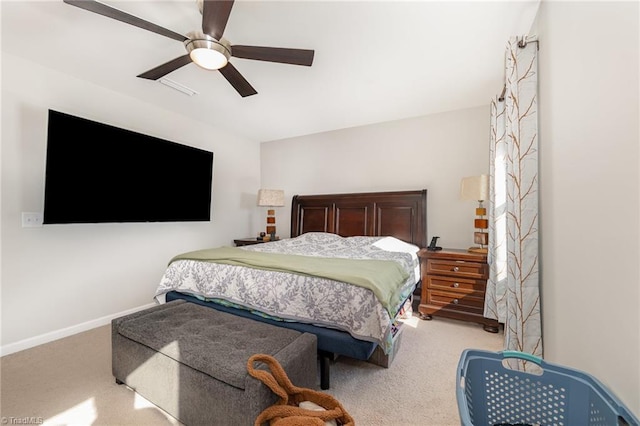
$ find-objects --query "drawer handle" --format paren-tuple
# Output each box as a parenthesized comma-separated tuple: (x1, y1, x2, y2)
(453, 266, 460, 272)
(452, 282, 459, 288)
(453, 299, 459, 304)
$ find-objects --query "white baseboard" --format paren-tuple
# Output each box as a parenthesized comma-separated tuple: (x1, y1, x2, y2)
(0, 303, 156, 357)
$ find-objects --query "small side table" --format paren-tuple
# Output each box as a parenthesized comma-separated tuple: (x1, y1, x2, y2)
(233, 238, 266, 247)
(418, 248, 499, 333)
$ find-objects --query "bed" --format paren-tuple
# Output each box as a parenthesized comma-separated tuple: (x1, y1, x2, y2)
(155, 189, 427, 389)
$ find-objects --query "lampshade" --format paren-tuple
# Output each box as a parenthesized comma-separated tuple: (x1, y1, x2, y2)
(257, 189, 285, 207)
(460, 175, 489, 202)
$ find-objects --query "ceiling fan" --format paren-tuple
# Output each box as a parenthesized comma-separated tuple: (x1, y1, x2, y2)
(63, 0, 315, 97)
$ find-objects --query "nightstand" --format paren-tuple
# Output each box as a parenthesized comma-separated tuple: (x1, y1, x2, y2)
(417, 248, 499, 333)
(233, 238, 266, 247)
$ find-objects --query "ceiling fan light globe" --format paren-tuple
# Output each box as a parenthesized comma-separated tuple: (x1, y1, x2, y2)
(190, 48, 228, 70)
(184, 32, 231, 70)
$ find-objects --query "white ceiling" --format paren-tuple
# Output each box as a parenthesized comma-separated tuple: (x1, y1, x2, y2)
(1, 0, 541, 142)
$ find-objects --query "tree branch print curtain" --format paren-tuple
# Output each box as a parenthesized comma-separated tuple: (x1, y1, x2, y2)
(485, 36, 542, 365)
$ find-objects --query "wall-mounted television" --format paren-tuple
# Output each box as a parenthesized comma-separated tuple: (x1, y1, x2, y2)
(43, 110, 214, 224)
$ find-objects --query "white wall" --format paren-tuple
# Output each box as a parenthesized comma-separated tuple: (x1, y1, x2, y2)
(1, 54, 262, 353)
(538, 0, 640, 415)
(260, 106, 490, 249)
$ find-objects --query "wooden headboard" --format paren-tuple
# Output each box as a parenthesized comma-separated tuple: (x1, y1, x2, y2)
(290, 190, 427, 248)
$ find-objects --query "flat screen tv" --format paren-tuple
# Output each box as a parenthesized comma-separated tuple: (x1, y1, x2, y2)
(43, 110, 214, 224)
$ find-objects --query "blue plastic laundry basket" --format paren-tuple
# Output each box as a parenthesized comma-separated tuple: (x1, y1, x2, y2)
(456, 349, 639, 426)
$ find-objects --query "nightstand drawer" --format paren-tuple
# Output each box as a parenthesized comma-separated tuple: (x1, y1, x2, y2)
(426, 276, 486, 295)
(427, 289, 485, 313)
(426, 259, 487, 279)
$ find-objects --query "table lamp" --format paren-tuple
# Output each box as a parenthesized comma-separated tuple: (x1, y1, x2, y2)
(460, 175, 489, 253)
(257, 189, 285, 240)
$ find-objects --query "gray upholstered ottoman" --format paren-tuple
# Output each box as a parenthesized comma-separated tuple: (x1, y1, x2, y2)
(112, 299, 317, 426)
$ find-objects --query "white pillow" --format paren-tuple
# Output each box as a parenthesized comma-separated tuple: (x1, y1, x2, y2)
(373, 236, 420, 281)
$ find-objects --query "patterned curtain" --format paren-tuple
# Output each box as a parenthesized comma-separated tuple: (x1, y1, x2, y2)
(484, 36, 542, 366)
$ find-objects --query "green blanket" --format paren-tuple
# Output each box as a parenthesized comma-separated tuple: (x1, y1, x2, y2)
(170, 246, 409, 315)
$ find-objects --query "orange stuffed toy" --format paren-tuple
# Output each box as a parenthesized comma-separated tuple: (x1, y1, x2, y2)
(247, 354, 355, 426)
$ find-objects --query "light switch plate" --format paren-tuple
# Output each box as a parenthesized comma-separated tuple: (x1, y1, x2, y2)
(22, 212, 43, 227)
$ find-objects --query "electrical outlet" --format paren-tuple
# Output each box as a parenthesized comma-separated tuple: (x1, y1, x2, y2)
(22, 212, 43, 227)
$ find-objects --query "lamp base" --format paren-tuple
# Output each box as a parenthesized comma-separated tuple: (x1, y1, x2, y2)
(468, 246, 488, 254)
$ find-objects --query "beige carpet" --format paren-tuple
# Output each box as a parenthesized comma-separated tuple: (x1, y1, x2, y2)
(0, 314, 502, 426)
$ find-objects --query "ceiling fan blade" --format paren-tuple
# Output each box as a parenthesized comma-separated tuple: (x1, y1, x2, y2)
(63, 0, 187, 42)
(202, 0, 235, 40)
(137, 55, 192, 80)
(231, 46, 314, 66)
(218, 63, 257, 97)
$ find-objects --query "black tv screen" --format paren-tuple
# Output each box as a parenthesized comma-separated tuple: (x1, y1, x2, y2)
(43, 110, 214, 224)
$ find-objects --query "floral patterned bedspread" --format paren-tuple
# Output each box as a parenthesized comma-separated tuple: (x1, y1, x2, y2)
(155, 232, 419, 353)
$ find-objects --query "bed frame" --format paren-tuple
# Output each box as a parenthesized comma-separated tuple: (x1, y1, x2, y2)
(168, 189, 427, 389)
